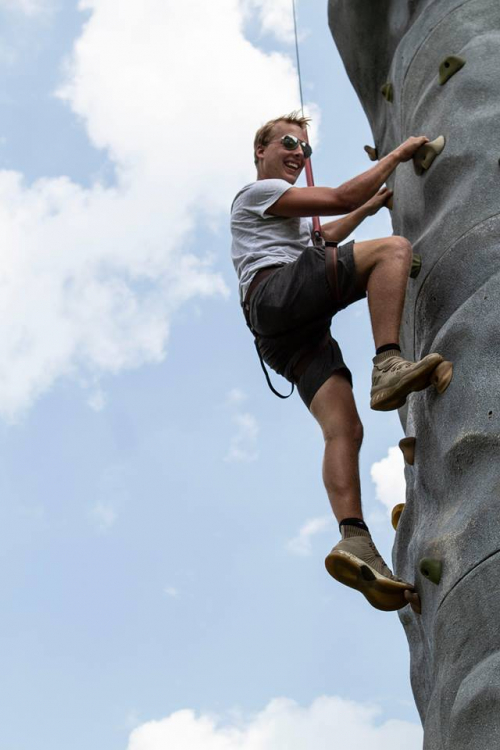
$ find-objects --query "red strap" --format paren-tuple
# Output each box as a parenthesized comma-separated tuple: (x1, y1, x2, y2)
(304, 144, 322, 240)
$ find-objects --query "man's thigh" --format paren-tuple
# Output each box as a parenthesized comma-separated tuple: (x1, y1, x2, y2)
(250, 245, 333, 336)
(296, 335, 352, 409)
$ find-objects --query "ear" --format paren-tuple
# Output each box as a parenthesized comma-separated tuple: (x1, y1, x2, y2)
(255, 144, 266, 162)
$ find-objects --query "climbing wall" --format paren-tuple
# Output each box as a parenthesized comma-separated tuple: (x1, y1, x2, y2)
(328, 1, 500, 747)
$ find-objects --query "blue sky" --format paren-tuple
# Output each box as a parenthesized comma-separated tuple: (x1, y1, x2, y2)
(0, 1, 423, 748)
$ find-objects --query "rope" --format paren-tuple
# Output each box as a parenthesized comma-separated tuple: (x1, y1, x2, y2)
(291, 0, 322, 242)
(292, 0, 305, 115)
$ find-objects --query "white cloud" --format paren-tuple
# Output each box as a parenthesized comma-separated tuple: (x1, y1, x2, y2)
(0, 0, 306, 420)
(90, 501, 117, 532)
(225, 411, 259, 463)
(370, 446, 406, 515)
(127, 695, 422, 750)
(243, 0, 296, 43)
(286, 515, 333, 557)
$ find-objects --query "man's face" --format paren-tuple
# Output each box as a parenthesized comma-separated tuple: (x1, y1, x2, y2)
(256, 121, 308, 184)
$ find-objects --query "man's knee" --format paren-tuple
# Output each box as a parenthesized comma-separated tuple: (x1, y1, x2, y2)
(382, 235, 412, 265)
(323, 417, 363, 450)
(353, 236, 412, 281)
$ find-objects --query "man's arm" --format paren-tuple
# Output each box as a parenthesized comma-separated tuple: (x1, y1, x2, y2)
(321, 188, 392, 243)
(267, 136, 428, 218)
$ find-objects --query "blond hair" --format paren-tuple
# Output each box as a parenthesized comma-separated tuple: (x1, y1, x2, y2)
(253, 111, 311, 166)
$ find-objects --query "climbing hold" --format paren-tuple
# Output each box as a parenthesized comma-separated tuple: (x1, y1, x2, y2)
(364, 145, 378, 161)
(431, 360, 453, 394)
(419, 558, 442, 585)
(391, 503, 405, 530)
(404, 590, 422, 614)
(399, 437, 416, 465)
(380, 82, 393, 102)
(405, 591, 422, 615)
(439, 55, 466, 85)
(410, 254, 422, 278)
(413, 135, 445, 176)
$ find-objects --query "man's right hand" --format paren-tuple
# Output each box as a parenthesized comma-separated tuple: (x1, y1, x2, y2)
(364, 187, 393, 215)
(394, 136, 429, 162)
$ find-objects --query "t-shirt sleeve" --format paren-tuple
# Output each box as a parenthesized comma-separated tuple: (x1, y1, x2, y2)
(240, 179, 292, 219)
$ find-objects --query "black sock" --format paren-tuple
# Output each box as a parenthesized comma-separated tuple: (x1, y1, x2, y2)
(339, 517, 369, 533)
(376, 343, 401, 356)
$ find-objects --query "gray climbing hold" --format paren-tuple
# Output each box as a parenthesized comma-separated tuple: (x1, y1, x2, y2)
(410, 254, 422, 278)
(419, 558, 442, 585)
(364, 145, 378, 161)
(399, 437, 416, 465)
(380, 82, 393, 102)
(413, 135, 446, 176)
(439, 55, 466, 85)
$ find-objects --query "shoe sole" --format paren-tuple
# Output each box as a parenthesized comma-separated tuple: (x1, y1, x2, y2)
(325, 550, 412, 612)
(370, 354, 443, 412)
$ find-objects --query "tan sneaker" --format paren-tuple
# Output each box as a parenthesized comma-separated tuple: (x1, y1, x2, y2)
(370, 350, 443, 411)
(325, 527, 413, 611)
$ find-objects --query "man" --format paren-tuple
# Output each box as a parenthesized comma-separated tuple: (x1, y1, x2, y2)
(231, 112, 441, 612)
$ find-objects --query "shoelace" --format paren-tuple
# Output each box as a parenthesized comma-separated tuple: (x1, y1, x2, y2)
(367, 540, 401, 580)
(379, 359, 412, 373)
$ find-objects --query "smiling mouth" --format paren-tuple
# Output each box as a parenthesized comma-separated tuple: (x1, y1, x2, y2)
(284, 160, 301, 172)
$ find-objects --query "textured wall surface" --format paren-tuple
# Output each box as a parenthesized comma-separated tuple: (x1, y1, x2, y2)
(328, 2, 500, 748)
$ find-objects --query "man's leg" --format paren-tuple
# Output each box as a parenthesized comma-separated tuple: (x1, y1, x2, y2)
(352, 235, 443, 410)
(309, 371, 363, 521)
(309, 371, 413, 611)
(352, 235, 411, 348)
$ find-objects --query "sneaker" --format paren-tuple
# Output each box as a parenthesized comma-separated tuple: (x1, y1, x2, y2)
(370, 350, 443, 411)
(325, 528, 413, 611)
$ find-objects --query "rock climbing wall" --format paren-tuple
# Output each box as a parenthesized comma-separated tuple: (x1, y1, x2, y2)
(328, 1, 500, 748)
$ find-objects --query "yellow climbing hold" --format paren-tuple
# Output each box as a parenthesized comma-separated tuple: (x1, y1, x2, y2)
(391, 503, 405, 530)
(439, 55, 466, 85)
(413, 135, 445, 176)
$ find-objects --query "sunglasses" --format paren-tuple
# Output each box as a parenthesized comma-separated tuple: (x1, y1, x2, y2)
(270, 134, 312, 160)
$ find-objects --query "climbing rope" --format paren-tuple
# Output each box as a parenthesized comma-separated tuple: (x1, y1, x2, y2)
(291, 0, 305, 114)
(291, 0, 322, 241)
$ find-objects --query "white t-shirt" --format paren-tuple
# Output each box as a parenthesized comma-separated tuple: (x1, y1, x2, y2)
(231, 178, 313, 302)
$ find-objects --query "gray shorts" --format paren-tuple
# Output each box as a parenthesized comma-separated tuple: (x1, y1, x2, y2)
(247, 241, 366, 408)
